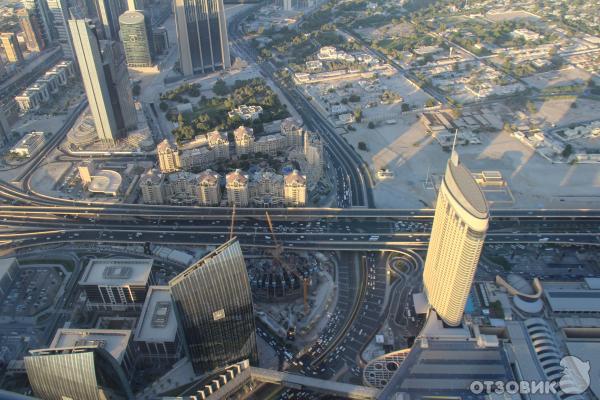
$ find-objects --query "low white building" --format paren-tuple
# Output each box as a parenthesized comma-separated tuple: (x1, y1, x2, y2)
(10, 131, 45, 157)
(228, 105, 263, 121)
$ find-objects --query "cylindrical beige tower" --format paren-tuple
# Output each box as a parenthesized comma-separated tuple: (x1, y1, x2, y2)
(423, 151, 489, 326)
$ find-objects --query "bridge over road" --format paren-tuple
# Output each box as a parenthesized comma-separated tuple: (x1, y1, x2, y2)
(250, 367, 380, 399)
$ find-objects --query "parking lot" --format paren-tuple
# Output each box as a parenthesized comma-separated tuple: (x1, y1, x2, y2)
(0, 267, 64, 318)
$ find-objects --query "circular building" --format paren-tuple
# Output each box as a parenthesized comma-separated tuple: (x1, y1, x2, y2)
(119, 11, 153, 68)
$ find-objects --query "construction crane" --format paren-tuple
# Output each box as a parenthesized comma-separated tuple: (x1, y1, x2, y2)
(229, 203, 236, 240)
(265, 212, 309, 315)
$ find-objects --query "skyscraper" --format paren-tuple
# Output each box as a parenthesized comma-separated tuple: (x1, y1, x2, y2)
(22, 0, 52, 47)
(169, 239, 258, 374)
(422, 151, 489, 327)
(173, 0, 231, 76)
(69, 18, 137, 144)
(46, 0, 74, 58)
(17, 9, 45, 52)
(94, 0, 126, 40)
(0, 33, 24, 63)
(24, 329, 135, 400)
(119, 10, 153, 67)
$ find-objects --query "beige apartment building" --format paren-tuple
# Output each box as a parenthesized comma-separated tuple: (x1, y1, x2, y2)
(226, 169, 249, 207)
(422, 151, 489, 327)
(284, 170, 307, 207)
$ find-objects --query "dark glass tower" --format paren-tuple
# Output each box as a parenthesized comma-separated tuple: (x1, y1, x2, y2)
(173, 0, 231, 76)
(169, 239, 258, 374)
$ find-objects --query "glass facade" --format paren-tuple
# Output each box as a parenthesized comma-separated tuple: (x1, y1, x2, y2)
(24, 348, 133, 400)
(169, 239, 258, 374)
(119, 11, 154, 67)
(174, 0, 230, 76)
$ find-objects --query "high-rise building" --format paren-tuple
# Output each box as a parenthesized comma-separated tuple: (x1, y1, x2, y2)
(304, 130, 324, 182)
(17, 9, 45, 52)
(78, 258, 154, 311)
(133, 285, 182, 366)
(140, 168, 166, 204)
(0, 33, 24, 63)
(422, 151, 489, 327)
(207, 129, 230, 160)
(234, 126, 254, 156)
(24, 329, 135, 400)
(156, 139, 181, 172)
(46, 0, 74, 58)
(226, 169, 249, 207)
(198, 169, 221, 206)
(250, 170, 283, 207)
(284, 170, 307, 207)
(69, 18, 137, 144)
(173, 0, 231, 76)
(126, 0, 144, 11)
(22, 0, 52, 48)
(94, 0, 125, 40)
(169, 239, 258, 374)
(119, 10, 153, 67)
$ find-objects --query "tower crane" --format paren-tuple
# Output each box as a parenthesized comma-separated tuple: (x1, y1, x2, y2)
(265, 212, 309, 315)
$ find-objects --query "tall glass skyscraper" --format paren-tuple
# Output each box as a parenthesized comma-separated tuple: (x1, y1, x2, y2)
(94, 0, 126, 40)
(119, 10, 154, 67)
(46, 0, 74, 58)
(173, 0, 231, 76)
(69, 18, 137, 144)
(169, 239, 258, 374)
(422, 151, 489, 326)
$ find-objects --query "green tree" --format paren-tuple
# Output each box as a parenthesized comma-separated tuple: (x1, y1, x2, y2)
(368, 121, 375, 129)
(213, 79, 229, 96)
(132, 84, 141, 96)
(562, 144, 573, 158)
(159, 101, 168, 112)
(353, 108, 363, 122)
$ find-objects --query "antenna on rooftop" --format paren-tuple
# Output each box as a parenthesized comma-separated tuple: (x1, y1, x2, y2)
(451, 129, 459, 153)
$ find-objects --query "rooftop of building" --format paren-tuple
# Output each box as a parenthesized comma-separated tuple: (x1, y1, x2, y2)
(48, 328, 132, 363)
(445, 151, 489, 219)
(207, 130, 228, 144)
(119, 10, 145, 24)
(140, 168, 164, 185)
(198, 169, 220, 185)
(134, 286, 178, 343)
(169, 239, 241, 287)
(157, 138, 176, 152)
(0, 257, 17, 277)
(284, 170, 306, 185)
(377, 338, 513, 399)
(166, 171, 199, 184)
(234, 126, 254, 140)
(226, 169, 249, 185)
(79, 258, 153, 286)
(87, 169, 122, 195)
(542, 280, 600, 313)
